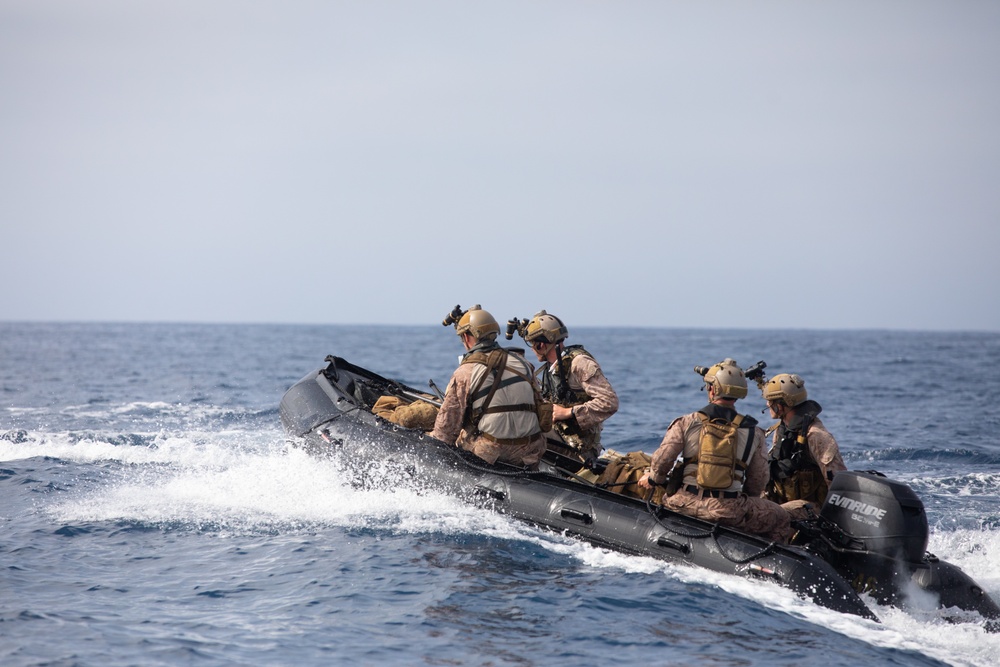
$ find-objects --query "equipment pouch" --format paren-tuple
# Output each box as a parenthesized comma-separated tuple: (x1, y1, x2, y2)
(536, 400, 553, 433)
(597, 451, 664, 503)
(663, 460, 684, 496)
(695, 414, 743, 490)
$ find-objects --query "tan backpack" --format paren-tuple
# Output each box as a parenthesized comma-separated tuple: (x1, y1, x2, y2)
(695, 413, 747, 490)
(597, 451, 665, 503)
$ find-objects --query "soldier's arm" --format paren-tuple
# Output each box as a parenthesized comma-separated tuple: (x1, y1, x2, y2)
(570, 356, 619, 428)
(429, 370, 469, 445)
(648, 416, 686, 484)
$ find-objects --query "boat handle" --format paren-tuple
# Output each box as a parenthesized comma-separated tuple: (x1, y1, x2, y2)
(560, 508, 593, 524)
(656, 536, 690, 554)
(473, 485, 506, 501)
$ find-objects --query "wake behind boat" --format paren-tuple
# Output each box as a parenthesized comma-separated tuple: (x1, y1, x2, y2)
(279, 354, 1000, 629)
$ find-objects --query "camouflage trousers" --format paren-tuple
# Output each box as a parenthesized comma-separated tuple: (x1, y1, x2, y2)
(457, 432, 547, 468)
(663, 488, 794, 544)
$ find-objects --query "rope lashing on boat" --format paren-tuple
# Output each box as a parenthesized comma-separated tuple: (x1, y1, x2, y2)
(710, 527, 777, 565)
(643, 494, 777, 564)
(315, 406, 365, 441)
(406, 420, 782, 565)
(597, 480, 637, 489)
(330, 404, 367, 423)
(446, 452, 779, 565)
(332, 405, 364, 419)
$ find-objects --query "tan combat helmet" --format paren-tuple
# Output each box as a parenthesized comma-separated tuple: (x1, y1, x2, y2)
(701, 358, 748, 400)
(762, 373, 807, 407)
(524, 310, 569, 344)
(454, 305, 500, 341)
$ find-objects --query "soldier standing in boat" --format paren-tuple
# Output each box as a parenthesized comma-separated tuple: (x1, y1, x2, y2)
(638, 359, 793, 544)
(761, 373, 847, 517)
(430, 305, 548, 468)
(509, 311, 619, 467)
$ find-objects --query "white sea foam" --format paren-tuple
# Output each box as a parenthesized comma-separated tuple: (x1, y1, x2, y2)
(928, 529, 1000, 595)
(44, 435, 496, 535)
(1, 429, 275, 467)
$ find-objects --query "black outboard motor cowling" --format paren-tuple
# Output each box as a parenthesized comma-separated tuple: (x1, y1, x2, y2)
(817, 471, 1000, 625)
(820, 470, 929, 565)
(815, 471, 930, 607)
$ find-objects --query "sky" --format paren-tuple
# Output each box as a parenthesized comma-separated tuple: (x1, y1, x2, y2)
(2, 1, 998, 332)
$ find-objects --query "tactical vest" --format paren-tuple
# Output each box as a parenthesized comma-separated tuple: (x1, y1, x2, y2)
(681, 405, 758, 493)
(461, 346, 542, 443)
(538, 345, 593, 406)
(764, 411, 829, 504)
(537, 345, 599, 460)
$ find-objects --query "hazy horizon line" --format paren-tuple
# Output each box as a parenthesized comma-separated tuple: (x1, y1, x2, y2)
(2, 319, 997, 335)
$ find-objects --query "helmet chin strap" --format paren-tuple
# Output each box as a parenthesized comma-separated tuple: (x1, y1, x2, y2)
(543, 340, 561, 364)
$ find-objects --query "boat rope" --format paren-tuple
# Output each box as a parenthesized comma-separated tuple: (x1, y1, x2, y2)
(643, 495, 777, 564)
(444, 441, 780, 564)
(315, 407, 367, 442)
(710, 529, 777, 565)
(330, 405, 366, 421)
(446, 443, 773, 562)
(597, 480, 635, 489)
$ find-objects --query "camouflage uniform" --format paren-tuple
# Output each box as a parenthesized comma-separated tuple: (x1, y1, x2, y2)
(430, 351, 546, 467)
(648, 409, 793, 544)
(764, 412, 847, 517)
(779, 417, 846, 486)
(541, 350, 619, 462)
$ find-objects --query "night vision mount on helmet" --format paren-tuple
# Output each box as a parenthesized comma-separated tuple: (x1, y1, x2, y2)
(763, 373, 808, 407)
(694, 358, 750, 400)
(505, 310, 569, 345)
(443, 304, 500, 341)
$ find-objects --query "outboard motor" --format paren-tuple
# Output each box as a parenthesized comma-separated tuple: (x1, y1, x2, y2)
(818, 471, 1000, 626)
(817, 470, 928, 605)
(821, 471, 929, 564)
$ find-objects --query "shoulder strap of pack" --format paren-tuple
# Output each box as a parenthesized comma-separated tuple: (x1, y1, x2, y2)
(464, 349, 508, 431)
(736, 415, 754, 467)
(690, 412, 751, 470)
(461, 350, 491, 367)
(696, 411, 742, 427)
(469, 349, 507, 397)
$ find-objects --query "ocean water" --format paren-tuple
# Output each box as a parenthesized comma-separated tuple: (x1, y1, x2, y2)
(2, 322, 999, 667)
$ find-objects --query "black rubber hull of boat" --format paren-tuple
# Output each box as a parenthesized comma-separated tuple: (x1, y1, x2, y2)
(281, 364, 878, 621)
(280, 358, 1000, 628)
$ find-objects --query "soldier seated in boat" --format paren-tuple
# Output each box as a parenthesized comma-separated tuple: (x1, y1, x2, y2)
(761, 373, 847, 518)
(638, 359, 793, 544)
(430, 305, 548, 469)
(507, 310, 619, 468)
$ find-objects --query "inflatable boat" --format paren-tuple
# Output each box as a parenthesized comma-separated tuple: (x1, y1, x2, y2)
(279, 355, 1000, 628)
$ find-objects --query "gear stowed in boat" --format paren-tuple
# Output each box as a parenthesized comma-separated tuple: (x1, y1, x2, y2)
(279, 354, 1000, 629)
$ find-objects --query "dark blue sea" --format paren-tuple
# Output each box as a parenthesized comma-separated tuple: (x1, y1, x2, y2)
(2, 323, 999, 667)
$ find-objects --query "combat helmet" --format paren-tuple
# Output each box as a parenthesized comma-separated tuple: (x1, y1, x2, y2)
(454, 305, 500, 341)
(762, 373, 807, 407)
(698, 358, 748, 400)
(524, 310, 569, 345)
